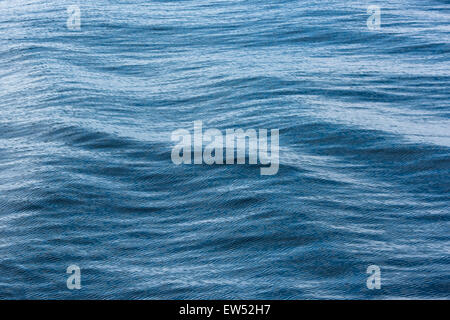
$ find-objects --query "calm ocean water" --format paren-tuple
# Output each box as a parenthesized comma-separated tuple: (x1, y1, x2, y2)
(0, 0, 449, 299)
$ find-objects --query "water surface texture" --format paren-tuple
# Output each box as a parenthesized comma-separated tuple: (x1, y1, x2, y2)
(0, 0, 449, 299)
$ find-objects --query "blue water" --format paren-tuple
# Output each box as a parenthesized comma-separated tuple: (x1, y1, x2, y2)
(0, 0, 449, 299)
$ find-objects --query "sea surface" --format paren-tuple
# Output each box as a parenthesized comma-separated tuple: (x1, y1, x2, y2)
(0, 0, 449, 299)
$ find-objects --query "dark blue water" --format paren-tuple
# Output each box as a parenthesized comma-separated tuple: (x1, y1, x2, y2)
(0, 0, 449, 299)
